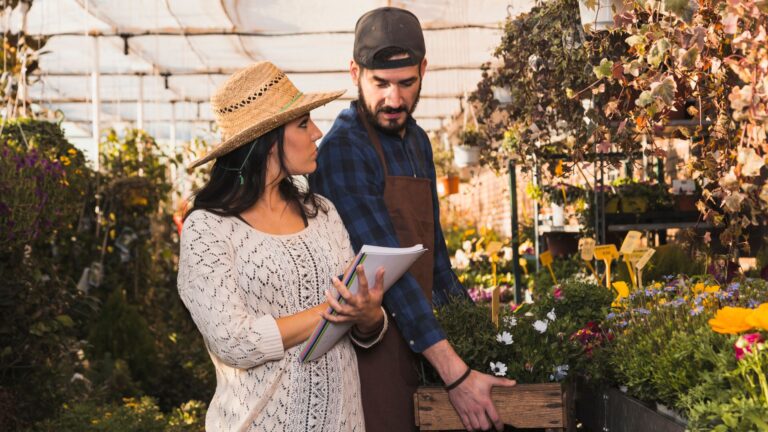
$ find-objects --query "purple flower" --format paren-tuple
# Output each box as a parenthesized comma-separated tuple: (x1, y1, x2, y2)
(633, 308, 651, 315)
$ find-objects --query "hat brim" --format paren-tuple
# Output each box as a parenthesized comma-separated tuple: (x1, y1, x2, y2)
(188, 89, 346, 170)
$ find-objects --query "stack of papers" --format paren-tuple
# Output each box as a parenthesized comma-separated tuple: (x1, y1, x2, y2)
(299, 244, 427, 362)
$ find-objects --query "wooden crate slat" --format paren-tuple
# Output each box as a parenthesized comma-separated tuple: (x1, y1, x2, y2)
(415, 384, 564, 430)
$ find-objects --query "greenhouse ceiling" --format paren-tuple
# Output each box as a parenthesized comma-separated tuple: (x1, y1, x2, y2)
(15, 0, 536, 152)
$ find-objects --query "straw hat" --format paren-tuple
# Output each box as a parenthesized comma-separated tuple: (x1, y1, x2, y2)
(188, 61, 345, 169)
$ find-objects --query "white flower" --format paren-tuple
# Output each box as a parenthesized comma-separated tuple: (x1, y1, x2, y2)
(503, 316, 518, 327)
(453, 249, 470, 270)
(546, 308, 557, 322)
(489, 361, 508, 377)
(70, 372, 85, 383)
(502, 246, 514, 261)
(496, 331, 513, 345)
(524, 289, 534, 304)
(462, 240, 473, 253)
(533, 319, 548, 334)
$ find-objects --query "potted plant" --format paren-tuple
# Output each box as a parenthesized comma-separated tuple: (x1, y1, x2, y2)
(433, 139, 460, 196)
(454, 127, 483, 168)
(417, 279, 616, 430)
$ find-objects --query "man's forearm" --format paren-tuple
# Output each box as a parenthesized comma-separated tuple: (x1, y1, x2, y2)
(422, 339, 468, 384)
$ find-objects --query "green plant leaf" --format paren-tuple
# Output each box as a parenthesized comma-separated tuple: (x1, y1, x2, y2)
(650, 76, 677, 107)
(679, 46, 700, 69)
(593, 58, 615, 80)
(647, 38, 671, 68)
(55, 314, 74, 328)
(625, 34, 646, 48)
(635, 90, 654, 107)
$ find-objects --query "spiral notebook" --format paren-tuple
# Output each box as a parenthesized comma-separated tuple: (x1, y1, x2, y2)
(299, 244, 427, 363)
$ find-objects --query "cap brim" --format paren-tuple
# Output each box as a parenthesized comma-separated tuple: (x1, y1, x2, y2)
(188, 89, 346, 170)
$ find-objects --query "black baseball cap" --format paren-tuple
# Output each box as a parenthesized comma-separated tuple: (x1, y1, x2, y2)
(353, 7, 426, 69)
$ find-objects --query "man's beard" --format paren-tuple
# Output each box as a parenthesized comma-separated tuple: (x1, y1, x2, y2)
(358, 82, 421, 136)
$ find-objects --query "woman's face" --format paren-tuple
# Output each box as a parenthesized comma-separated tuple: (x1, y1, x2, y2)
(279, 113, 323, 176)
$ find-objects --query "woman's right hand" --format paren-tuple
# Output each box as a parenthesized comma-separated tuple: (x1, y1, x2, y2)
(321, 266, 385, 331)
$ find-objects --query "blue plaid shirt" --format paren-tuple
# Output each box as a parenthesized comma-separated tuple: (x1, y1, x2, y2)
(309, 102, 468, 353)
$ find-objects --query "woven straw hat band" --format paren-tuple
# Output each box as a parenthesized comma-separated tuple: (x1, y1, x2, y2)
(188, 61, 345, 169)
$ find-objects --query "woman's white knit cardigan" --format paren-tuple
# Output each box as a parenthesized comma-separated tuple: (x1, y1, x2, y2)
(178, 198, 371, 431)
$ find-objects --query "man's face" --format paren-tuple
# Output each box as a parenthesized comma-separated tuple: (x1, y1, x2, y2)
(352, 58, 426, 135)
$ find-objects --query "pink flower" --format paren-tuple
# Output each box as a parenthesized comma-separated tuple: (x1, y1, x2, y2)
(553, 286, 563, 300)
(734, 332, 765, 360)
(509, 302, 519, 312)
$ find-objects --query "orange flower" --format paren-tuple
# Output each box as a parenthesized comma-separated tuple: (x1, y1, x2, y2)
(745, 303, 768, 331)
(708, 306, 755, 334)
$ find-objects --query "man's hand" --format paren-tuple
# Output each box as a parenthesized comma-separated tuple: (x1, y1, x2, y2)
(447, 370, 516, 431)
(423, 340, 516, 431)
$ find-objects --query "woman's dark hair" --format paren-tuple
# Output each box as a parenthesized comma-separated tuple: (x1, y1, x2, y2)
(185, 125, 327, 221)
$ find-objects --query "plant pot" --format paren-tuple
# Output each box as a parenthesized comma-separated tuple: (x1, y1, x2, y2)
(414, 384, 567, 430)
(674, 194, 697, 212)
(437, 175, 460, 197)
(578, 0, 625, 31)
(492, 85, 512, 105)
(551, 202, 566, 226)
(545, 232, 580, 257)
(575, 385, 686, 432)
(620, 196, 648, 214)
(453, 145, 480, 168)
(605, 196, 621, 213)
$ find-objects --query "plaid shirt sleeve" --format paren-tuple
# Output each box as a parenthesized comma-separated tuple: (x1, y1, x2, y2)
(309, 133, 446, 353)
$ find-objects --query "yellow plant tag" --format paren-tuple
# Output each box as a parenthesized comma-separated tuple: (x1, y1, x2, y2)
(620, 230, 642, 255)
(491, 286, 500, 328)
(580, 238, 596, 261)
(594, 244, 619, 261)
(540, 250, 554, 267)
(629, 249, 647, 265)
(635, 248, 656, 270)
(486, 241, 503, 257)
(611, 281, 630, 307)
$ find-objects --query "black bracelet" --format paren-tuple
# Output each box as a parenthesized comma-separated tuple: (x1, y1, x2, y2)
(445, 367, 472, 391)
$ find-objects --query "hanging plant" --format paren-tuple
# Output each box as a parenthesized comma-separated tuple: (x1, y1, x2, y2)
(471, 0, 628, 173)
(588, 0, 768, 251)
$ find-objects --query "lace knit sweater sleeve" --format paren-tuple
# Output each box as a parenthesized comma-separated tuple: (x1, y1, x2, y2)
(177, 211, 285, 369)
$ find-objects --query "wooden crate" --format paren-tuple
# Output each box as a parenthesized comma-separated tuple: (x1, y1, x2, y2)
(414, 383, 567, 431)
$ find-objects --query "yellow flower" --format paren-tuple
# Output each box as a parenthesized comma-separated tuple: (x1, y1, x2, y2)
(708, 306, 755, 334)
(745, 303, 768, 331)
(693, 283, 720, 295)
(657, 298, 667, 305)
(67, 148, 77, 156)
(653, 282, 663, 289)
(59, 155, 71, 166)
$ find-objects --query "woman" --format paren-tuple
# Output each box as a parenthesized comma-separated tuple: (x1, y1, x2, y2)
(178, 62, 387, 432)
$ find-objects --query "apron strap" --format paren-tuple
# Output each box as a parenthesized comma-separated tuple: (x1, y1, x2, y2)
(356, 103, 390, 177)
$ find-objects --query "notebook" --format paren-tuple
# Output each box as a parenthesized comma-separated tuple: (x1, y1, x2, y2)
(299, 244, 427, 362)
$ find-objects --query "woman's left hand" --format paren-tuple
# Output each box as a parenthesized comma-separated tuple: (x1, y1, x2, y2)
(321, 265, 384, 331)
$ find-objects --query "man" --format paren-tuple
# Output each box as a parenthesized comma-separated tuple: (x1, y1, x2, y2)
(309, 7, 516, 432)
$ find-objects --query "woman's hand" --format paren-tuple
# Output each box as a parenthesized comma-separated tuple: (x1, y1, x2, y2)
(321, 265, 385, 331)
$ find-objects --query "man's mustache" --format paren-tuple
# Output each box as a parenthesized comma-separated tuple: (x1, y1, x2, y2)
(377, 105, 407, 114)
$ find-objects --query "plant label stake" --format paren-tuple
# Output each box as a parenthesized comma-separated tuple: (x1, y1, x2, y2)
(611, 281, 630, 308)
(634, 248, 656, 290)
(519, 257, 529, 276)
(594, 244, 619, 289)
(487, 241, 503, 328)
(539, 250, 556, 285)
(620, 231, 642, 288)
(579, 238, 599, 282)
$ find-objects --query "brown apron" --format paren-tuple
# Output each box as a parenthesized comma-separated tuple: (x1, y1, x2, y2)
(354, 106, 436, 432)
